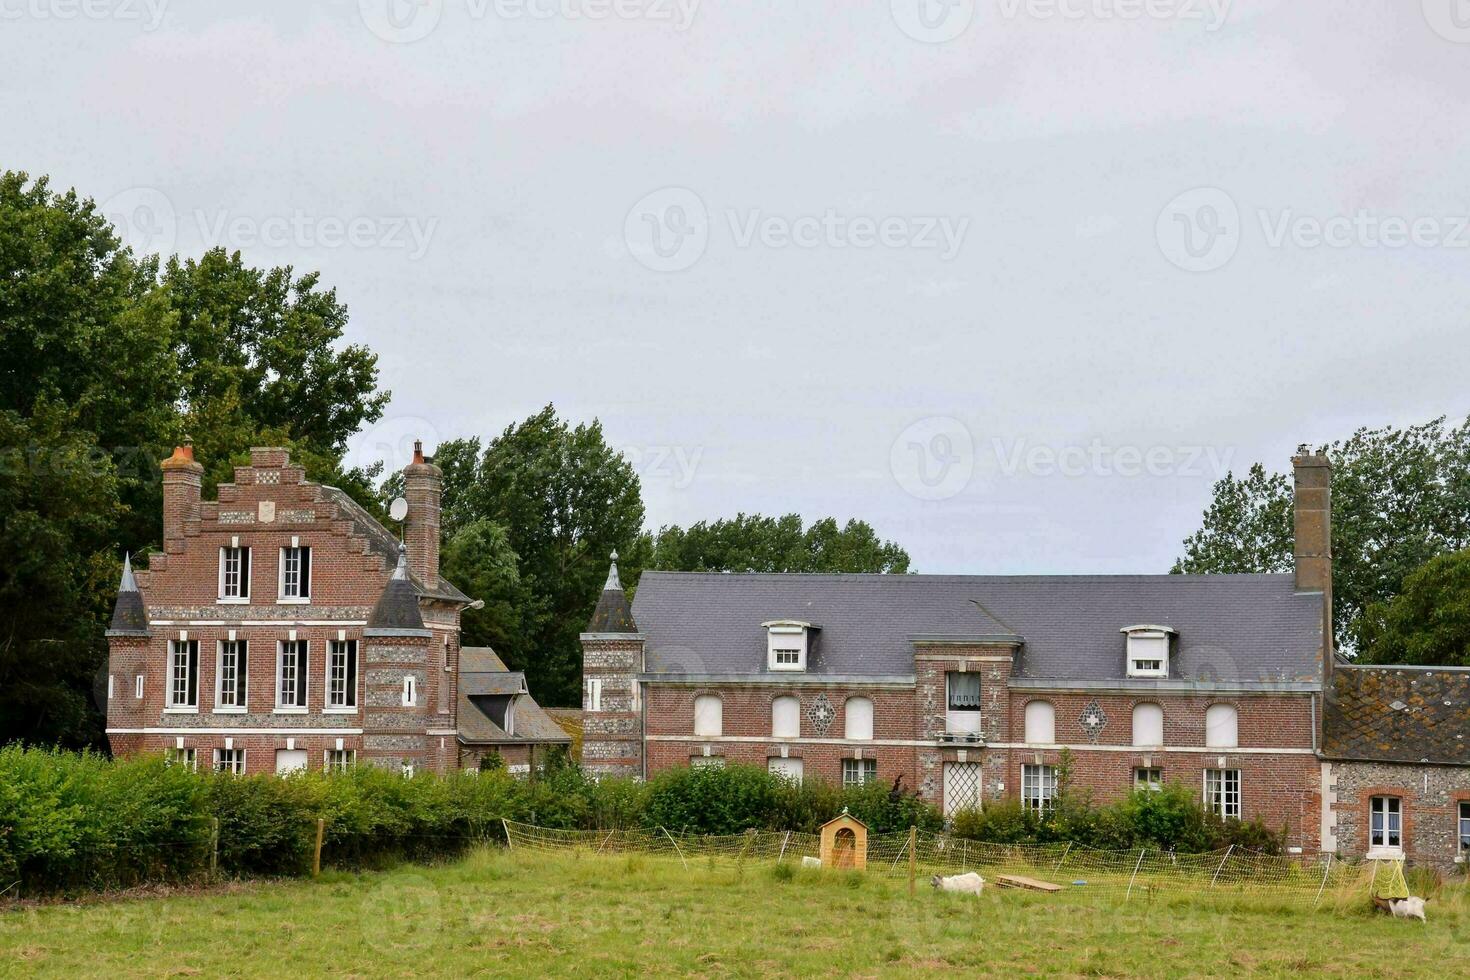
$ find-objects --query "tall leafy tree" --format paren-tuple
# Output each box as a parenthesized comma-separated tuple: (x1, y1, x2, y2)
(435, 407, 645, 704)
(650, 514, 910, 574)
(1352, 549, 1470, 666)
(1173, 417, 1470, 646)
(441, 519, 525, 659)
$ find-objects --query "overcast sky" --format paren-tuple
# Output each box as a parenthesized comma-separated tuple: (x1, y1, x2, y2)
(5, 1, 1468, 574)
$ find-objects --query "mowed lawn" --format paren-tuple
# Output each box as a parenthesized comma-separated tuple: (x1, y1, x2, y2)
(2, 848, 1467, 978)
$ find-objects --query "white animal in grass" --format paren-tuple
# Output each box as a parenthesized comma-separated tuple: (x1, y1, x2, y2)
(801, 856, 822, 869)
(1389, 897, 1427, 922)
(930, 872, 985, 895)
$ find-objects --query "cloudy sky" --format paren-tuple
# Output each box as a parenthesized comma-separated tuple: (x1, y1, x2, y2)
(5, 1, 1468, 573)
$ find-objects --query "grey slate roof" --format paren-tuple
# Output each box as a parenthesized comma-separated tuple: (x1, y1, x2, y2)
(586, 554, 637, 633)
(630, 571, 1324, 684)
(107, 554, 150, 637)
(319, 485, 470, 604)
(366, 549, 428, 632)
(458, 646, 570, 745)
(1322, 665, 1470, 765)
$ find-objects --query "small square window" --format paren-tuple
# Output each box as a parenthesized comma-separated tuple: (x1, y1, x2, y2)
(166, 747, 197, 771)
(213, 748, 246, 774)
(325, 749, 355, 773)
(1135, 767, 1163, 792)
(842, 758, 877, 787)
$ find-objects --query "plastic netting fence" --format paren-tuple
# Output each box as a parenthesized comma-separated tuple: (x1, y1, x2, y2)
(503, 820, 1362, 907)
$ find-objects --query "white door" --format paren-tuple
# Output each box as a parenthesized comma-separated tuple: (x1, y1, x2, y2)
(943, 762, 982, 816)
(768, 757, 804, 784)
(275, 749, 308, 774)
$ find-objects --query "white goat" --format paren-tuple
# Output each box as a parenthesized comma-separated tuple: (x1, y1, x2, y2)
(1389, 897, 1427, 922)
(801, 856, 822, 869)
(930, 872, 985, 895)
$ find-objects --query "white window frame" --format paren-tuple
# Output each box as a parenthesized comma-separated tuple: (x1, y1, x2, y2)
(215, 639, 247, 712)
(276, 640, 308, 711)
(166, 640, 198, 710)
(945, 671, 983, 735)
(1369, 795, 1403, 855)
(943, 761, 983, 816)
(326, 639, 357, 711)
(763, 621, 810, 672)
(693, 694, 722, 737)
(218, 545, 251, 602)
(325, 749, 355, 773)
(402, 675, 417, 707)
(1458, 801, 1470, 858)
(1203, 768, 1241, 820)
(107, 674, 114, 700)
(166, 747, 197, 771)
(1134, 767, 1163, 792)
(135, 674, 144, 699)
(1021, 763, 1058, 813)
(586, 677, 603, 713)
(1121, 625, 1173, 678)
(841, 757, 877, 787)
(278, 544, 310, 602)
(213, 748, 246, 774)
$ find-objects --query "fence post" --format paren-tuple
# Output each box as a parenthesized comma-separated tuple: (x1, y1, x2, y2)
(209, 817, 220, 877)
(502, 818, 513, 850)
(312, 818, 326, 878)
(1125, 848, 1147, 901)
(778, 831, 792, 864)
(908, 826, 918, 895)
(1053, 842, 1072, 873)
(1210, 844, 1234, 889)
(660, 827, 689, 870)
(1313, 853, 1333, 909)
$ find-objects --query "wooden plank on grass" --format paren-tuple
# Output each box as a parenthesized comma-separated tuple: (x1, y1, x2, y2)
(996, 874, 1063, 893)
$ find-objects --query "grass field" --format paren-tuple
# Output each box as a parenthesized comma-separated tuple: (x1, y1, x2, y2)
(2, 848, 1467, 978)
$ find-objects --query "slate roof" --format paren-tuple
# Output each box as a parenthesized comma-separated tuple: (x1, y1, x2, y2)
(319, 486, 470, 604)
(1322, 665, 1470, 765)
(107, 554, 150, 637)
(586, 554, 637, 633)
(630, 571, 1324, 684)
(458, 646, 570, 745)
(367, 549, 428, 632)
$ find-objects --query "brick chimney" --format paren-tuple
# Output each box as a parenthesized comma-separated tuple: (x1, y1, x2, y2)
(160, 442, 204, 548)
(1291, 446, 1334, 679)
(403, 440, 442, 588)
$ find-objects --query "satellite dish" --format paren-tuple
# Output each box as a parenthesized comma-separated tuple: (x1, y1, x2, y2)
(388, 497, 409, 522)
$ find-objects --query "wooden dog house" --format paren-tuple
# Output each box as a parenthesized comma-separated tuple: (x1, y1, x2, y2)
(819, 811, 867, 871)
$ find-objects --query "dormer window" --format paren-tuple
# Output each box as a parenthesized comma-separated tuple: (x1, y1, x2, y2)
(1121, 625, 1175, 678)
(763, 620, 813, 672)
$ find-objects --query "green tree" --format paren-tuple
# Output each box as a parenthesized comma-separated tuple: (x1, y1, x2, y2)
(649, 513, 910, 573)
(1352, 549, 1470, 666)
(434, 407, 645, 704)
(441, 519, 525, 658)
(1173, 418, 1470, 645)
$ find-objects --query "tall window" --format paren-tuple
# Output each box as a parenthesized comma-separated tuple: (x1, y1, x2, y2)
(946, 672, 982, 734)
(277, 640, 308, 709)
(1370, 796, 1403, 851)
(213, 748, 246, 774)
(168, 640, 198, 708)
(1023, 700, 1055, 745)
(280, 545, 311, 599)
(693, 694, 722, 737)
(844, 697, 874, 741)
(327, 640, 357, 709)
(1459, 801, 1470, 856)
(771, 696, 800, 738)
(216, 640, 248, 710)
(1204, 769, 1241, 819)
(1205, 704, 1238, 749)
(1021, 764, 1057, 813)
(1132, 703, 1164, 747)
(842, 758, 877, 787)
(585, 677, 602, 712)
(219, 546, 250, 600)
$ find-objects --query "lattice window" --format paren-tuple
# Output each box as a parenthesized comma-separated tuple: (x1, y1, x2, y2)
(943, 762, 982, 815)
(1022, 764, 1057, 813)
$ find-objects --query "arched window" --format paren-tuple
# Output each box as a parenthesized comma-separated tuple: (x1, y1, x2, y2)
(844, 697, 873, 741)
(1024, 700, 1055, 744)
(1205, 703, 1238, 749)
(772, 696, 800, 738)
(1132, 703, 1164, 747)
(693, 694, 723, 737)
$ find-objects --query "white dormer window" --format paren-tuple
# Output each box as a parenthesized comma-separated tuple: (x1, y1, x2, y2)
(1121, 625, 1175, 678)
(762, 620, 812, 671)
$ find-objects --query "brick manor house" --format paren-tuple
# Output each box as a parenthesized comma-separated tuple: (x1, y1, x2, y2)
(583, 451, 1470, 870)
(105, 444, 567, 776)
